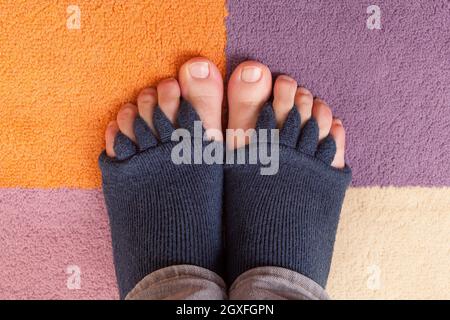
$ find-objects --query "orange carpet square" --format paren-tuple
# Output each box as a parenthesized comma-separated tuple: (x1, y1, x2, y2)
(0, 0, 226, 188)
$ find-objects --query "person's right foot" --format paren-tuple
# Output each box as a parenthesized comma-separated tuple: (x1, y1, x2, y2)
(224, 61, 351, 289)
(100, 57, 225, 299)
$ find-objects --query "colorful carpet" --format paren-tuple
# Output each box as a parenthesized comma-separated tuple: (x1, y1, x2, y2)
(0, 0, 449, 299)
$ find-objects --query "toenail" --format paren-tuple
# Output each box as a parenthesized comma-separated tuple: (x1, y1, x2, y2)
(334, 118, 343, 126)
(122, 106, 133, 114)
(140, 91, 156, 99)
(189, 62, 210, 79)
(278, 75, 295, 83)
(241, 66, 262, 83)
(297, 87, 312, 96)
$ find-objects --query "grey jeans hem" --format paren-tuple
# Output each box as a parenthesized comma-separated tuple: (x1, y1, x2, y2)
(126, 265, 329, 300)
(126, 265, 227, 300)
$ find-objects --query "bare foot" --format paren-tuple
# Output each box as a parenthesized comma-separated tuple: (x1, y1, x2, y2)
(227, 61, 345, 168)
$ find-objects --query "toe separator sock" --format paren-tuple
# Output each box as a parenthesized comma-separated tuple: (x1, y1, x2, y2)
(256, 103, 277, 130)
(153, 107, 175, 143)
(134, 116, 158, 151)
(316, 136, 337, 165)
(280, 107, 301, 147)
(177, 99, 204, 137)
(297, 118, 319, 155)
(113, 132, 137, 161)
(99, 99, 224, 298)
(225, 101, 351, 288)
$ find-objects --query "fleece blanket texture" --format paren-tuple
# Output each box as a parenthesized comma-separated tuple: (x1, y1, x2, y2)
(0, 0, 449, 299)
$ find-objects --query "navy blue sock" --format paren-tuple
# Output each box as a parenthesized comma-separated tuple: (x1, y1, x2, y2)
(225, 102, 352, 288)
(99, 100, 223, 298)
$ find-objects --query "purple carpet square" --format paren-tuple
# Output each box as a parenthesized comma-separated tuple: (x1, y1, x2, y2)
(226, 0, 450, 186)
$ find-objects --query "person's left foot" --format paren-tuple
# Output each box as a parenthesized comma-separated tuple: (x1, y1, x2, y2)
(224, 61, 351, 288)
(100, 57, 224, 299)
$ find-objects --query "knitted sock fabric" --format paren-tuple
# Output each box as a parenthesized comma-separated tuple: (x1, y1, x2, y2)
(225, 102, 352, 288)
(99, 100, 223, 299)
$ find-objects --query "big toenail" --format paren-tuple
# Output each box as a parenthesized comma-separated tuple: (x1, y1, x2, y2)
(189, 62, 210, 79)
(334, 118, 343, 126)
(241, 66, 262, 83)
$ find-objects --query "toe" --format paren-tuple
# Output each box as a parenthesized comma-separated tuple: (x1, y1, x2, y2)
(116, 103, 138, 142)
(311, 98, 333, 141)
(157, 78, 181, 124)
(227, 61, 272, 131)
(137, 87, 157, 133)
(105, 121, 120, 158)
(178, 57, 223, 141)
(295, 87, 313, 128)
(227, 61, 272, 148)
(272, 75, 297, 128)
(330, 119, 346, 169)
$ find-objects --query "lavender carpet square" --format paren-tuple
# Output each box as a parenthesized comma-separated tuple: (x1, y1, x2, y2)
(226, 0, 450, 186)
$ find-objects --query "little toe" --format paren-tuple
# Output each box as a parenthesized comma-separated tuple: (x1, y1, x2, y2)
(105, 121, 120, 158)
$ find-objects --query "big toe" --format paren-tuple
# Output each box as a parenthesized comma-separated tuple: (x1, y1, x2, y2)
(227, 61, 272, 148)
(178, 57, 223, 141)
